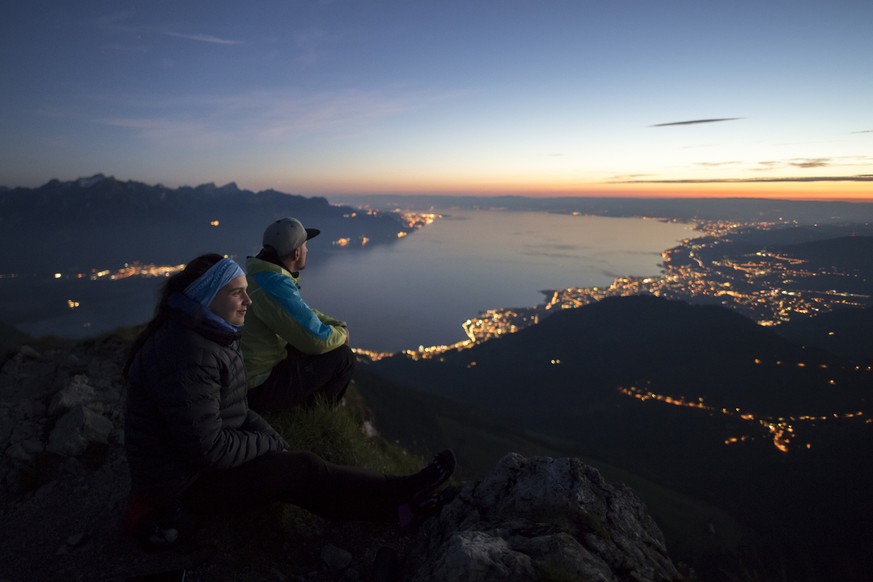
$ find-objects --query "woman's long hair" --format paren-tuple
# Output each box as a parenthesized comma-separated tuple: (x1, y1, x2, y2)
(122, 253, 224, 380)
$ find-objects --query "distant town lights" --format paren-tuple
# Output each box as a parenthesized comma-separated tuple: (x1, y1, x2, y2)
(210, 220, 220, 226)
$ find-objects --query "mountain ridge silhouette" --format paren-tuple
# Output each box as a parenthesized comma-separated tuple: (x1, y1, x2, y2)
(0, 174, 406, 274)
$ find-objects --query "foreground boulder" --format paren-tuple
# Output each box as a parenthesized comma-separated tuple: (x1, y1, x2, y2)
(404, 453, 681, 581)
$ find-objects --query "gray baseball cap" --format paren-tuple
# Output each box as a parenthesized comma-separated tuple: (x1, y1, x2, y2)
(262, 217, 320, 256)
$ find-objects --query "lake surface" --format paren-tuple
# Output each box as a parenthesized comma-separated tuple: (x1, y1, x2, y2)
(3, 210, 692, 352)
(302, 210, 692, 352)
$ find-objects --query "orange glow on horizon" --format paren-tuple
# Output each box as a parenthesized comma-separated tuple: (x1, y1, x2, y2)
(265, 175, 873, 202)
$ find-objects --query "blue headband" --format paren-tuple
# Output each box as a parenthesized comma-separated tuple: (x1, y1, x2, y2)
(183, 258, 245, 307)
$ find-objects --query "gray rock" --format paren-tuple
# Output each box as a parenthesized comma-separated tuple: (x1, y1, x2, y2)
(0, 358, 56, 402)
(17, 345, 41, 360)
(46, 404, 114, 457)
(48, 375, 96, 417)
(321, 543, 353, 570)
(4, 437, 44, 462)
(404, 453, 681, 582)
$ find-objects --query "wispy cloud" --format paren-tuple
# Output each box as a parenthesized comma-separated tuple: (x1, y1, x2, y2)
(160, 31, 242, 45)
(650, 118, 743, 127)
(90, 87, 461, 146)
(611, 175, 873, 184)
(789, 158, 830, 169)
(93, 117, 223, 145)
(610, 173, 654, 181)
(93, 12, 242, 46)
(610, 156, 871, 184)
(851, 129, 873, 134)
(696, 161, 741, 168)
(255, 91, 414, 138)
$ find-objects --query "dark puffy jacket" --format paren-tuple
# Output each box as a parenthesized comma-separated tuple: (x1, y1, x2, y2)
(124, 307, 287, 504)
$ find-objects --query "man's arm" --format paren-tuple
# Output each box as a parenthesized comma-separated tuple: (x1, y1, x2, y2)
(250, 271, 348, 354)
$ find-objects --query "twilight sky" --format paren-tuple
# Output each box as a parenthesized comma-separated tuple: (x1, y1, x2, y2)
(2, 0, 872, 200)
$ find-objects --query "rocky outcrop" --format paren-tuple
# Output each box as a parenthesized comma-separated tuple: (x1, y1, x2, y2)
(405, 453, 681, 581)
(0, 340, 125, 500)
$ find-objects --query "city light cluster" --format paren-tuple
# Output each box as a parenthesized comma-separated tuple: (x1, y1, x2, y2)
(92, 262, 187, 280)
(618, 384, 866, 454)
(456, 219, 871, 351)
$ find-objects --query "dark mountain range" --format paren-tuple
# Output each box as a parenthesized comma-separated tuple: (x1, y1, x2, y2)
(0, 174, 407, 274)
(367, 295, 873, 576)
(332, 193, 873, 223)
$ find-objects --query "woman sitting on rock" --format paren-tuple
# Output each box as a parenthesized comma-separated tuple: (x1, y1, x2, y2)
(121, 253, 455, 549)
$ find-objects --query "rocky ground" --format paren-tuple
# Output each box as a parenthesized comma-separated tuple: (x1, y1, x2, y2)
(0, 337, 685, 581)
(0, 338, 413, 581)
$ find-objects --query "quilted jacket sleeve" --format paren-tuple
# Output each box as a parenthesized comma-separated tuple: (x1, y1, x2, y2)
(243, 408, 288, 446)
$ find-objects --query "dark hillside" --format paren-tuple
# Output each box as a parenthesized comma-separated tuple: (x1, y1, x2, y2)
(353, 366, 575, 478)
(0, 320, 31, 363)
(763, 235, 873, 295)
(368, 295, 873, 578)
(776, 305, 873, 363)
(374, 295, 865, 418)
(778, 235, 873, 275)
(354, 365, 751, 564)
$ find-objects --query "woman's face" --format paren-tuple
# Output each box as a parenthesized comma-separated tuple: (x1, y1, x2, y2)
(209, 275, 251, 326)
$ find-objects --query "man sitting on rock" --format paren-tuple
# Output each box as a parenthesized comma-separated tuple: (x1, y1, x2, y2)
(242, 217, 355, 414)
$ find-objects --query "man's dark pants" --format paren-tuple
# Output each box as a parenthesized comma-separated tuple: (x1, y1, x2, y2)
(247, 344, 355, 414)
